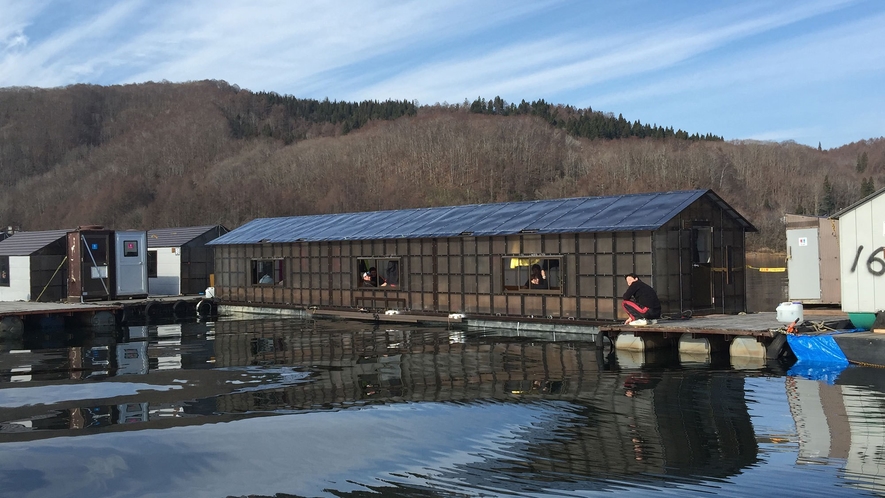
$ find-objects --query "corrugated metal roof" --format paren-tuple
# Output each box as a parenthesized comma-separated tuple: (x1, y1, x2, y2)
(147, 225, 228, 248)
(0, 229, 72, 256)
(209, 190, 756, 245)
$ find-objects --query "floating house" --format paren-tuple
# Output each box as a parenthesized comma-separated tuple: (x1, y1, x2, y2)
(783, 214, 841, 305)
(0, 229, 70, 302)
(0, 227, 149, 303)
(832, 187, 885, 329)
(208, 190, 756, 322)
(147, 225, 229, 296)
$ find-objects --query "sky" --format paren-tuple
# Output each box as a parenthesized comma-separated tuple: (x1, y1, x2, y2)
(1, 0, 883, 148)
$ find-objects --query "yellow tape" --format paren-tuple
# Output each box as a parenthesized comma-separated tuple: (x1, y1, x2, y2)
(747, 265, 786, 272)
(684, 265, 786, 272)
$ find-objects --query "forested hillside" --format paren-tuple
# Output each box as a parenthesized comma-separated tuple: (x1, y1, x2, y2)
(0, 80, 882, 250)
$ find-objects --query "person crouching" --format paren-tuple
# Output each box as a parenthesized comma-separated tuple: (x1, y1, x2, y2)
(622, 273, 661, 326)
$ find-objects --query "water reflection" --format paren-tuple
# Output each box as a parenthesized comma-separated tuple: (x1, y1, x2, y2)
(0, 317, 879, 497)
(788, 367, 885, 495)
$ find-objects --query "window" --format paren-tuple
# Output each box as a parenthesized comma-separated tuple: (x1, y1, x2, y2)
(503, 256, 562, 293)
(356, 258, 401, 288)
(123, 240, 139, 257)
(691, 226, 713, 264)
(0, 256, 8, 287)
(147, 250, 158, 278)
(252, 259, 285, 285)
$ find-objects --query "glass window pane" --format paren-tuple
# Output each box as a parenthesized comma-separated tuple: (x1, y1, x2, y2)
(356, 257, 403, 289)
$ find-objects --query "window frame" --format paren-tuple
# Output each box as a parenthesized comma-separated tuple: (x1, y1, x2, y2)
(0, 256, 8, 287)
(502, 255, 563, 294)
(356, 257, 402, 289)
(123, 240, 139, 257)
(251, 259, 285, 286)
(691, 226, 713, 265)
(147, 250, 158, 278)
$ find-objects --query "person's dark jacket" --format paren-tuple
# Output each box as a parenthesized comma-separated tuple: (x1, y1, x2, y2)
(623, 280, 661, 317)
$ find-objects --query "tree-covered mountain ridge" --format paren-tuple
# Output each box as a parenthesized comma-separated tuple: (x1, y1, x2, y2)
(0, 80, 882, 250)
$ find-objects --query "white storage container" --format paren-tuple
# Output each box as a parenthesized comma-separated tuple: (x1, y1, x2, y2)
(776, 301, 804, 324)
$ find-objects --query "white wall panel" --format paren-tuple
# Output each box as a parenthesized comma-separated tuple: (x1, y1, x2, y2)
(0, 256, 31, 301)
(149, 247, 182, 295)
(840, 194, 885, 313)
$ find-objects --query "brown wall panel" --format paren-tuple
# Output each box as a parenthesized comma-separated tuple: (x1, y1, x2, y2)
(214, 195, 751, 320)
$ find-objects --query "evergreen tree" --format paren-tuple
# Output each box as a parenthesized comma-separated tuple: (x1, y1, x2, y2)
(861, 177, 876, 197)
(857, 151, 869, 173)
(818, 175, 836, 215)
(470, 97, 485, 114)
(818, 141, 822, 151)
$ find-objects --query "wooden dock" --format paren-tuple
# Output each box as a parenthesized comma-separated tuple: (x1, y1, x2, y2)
(308, 308, 462, 326)
(0, 295, 218, 340)
(0, 301, 121, 338)
(597, 310, 849, 360)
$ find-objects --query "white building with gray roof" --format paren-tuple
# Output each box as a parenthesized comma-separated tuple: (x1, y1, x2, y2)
(0, 229, 70, 302)
(147, 225, 229, 296)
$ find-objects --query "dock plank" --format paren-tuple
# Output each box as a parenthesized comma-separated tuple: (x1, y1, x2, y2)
(0, 301, 121, 316)
(309, 309, 460, 325)
(599, 311, 848, 336)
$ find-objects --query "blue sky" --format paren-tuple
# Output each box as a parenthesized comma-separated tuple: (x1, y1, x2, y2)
(1, 0, 883, 148)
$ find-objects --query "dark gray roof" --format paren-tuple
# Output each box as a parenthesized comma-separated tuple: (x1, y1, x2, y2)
(148, 225, 228, 248)
(209, 190, 756, 245)
(0, 229, 71, 256)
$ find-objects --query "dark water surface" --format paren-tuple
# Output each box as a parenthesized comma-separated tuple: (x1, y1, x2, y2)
(0, 317, 882, 498)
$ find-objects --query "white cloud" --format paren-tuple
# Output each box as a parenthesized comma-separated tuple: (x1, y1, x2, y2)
(117, 0, 556, 93)
(2, 33, 28, 51)
(0, 0, 45, 41)
(0, 0, 879, 145)
(0, 0, 145, 87)
(590, 9, 885, 110)
(352, 0, 859, 103)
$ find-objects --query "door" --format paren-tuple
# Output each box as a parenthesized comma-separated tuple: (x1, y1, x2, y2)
(81, 233, 111, 299)
(786, 227, 821, 301)
(690, 226, 713, 309)
(115, 231, 148, 297)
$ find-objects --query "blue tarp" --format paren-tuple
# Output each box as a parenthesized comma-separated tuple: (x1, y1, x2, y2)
(787, 334, 850, 384)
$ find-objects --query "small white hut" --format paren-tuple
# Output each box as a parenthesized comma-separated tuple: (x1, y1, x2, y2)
(147, 225, 228, 296)
(0, 229, 70, 302)
(832, 187, 885, 328)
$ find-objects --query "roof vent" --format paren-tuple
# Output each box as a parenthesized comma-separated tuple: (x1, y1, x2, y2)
(459, 231, 474, 236)
(519, 229, 538, 234)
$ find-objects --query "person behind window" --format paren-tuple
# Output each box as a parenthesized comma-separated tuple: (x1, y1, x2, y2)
(362, 267, 387, 287)
(622, 273, 661, 325)
(524, 264, 548, 289)
(259, 274, 273, 284)
(385, 261, 399, 287)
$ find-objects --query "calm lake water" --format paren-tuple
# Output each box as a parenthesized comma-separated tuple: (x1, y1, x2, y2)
(0, 316, 881, 498)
